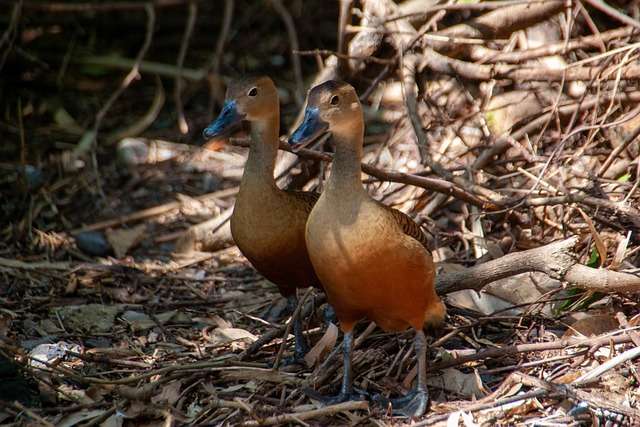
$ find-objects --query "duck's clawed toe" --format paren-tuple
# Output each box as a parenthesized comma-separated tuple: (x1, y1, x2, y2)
(279, 350, 307, 368)
(304, 387, 367, 405)
(274, 336, 310, 368)
(373, 389, 429, 417)
(265, 298, 291, 322)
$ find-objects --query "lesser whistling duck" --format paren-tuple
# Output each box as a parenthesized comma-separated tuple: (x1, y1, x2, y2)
(289, 80, 446, 416)
(202, 76, 321, 361)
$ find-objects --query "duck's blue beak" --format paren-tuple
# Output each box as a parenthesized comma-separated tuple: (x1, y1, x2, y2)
(288, 107, 329, 151)
(202, 100, 245, 141)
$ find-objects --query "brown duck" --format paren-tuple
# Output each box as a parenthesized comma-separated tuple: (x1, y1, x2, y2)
(202, 76, 320, 360)
(289, 80, 445, 416)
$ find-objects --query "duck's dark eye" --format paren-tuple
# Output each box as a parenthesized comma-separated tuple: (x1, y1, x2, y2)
(248, 87, 258, 97)
(330, 95, 339, 105)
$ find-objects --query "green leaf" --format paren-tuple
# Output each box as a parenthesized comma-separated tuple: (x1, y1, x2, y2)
(617, 173, 631, 183)
(586, 248, 599, 267)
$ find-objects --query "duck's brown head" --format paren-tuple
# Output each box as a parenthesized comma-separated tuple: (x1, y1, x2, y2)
(203, 76, 278, 140)
(289, 80, 361, 150)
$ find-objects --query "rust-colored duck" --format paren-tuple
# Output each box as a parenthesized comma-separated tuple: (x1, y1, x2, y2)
(289, 80, 445, 416)
(202, 76, 320, 360)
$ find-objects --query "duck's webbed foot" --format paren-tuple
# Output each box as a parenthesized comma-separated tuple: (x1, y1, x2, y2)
(373, 389, 429, 417)
(280, 335, 309, 366)
(303, 330, 366, 404)
(374, 328, 431, 417)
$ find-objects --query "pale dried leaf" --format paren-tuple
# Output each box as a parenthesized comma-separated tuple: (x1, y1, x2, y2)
(447, 412, 462, 427)
(29, 342, 82, 369)
(485, 273, 560, 316)
(213, 327, 257, 343)
(304, 322, 338, 367)
(58, 384, 94, 404)
(611, 231, 631, 270)
(105, 224, 146, 258)
(461, 411, 480, 427)
(447, 289, 518, 316)
(427, 368, 485, 398)
(209, 315, 232, 329)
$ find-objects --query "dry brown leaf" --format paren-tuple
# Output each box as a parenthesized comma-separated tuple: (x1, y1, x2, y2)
(563, 313, 619, 338)
(56, 409, 107, 427)
(304, 322, 339, 367)
(117, 383, 158, 401)
(504, 397, 538, 416)
(85, 384, 111, 402)
(214, 327, 257, 343)
(109, 287, 150, 304)
(577, 208, 607, 268)
(151, 380, 182, 406)
(209, 314, 232, 329)
(105, 224, 146, 258)
(554, 370, 584, 384)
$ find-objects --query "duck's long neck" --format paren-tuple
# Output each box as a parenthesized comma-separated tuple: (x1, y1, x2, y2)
(326, 122, 365, 195)
(242, 113, 279, 191)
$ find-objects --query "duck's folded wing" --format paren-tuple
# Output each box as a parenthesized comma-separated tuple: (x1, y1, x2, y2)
(285, 190, 320, 214)
(383, 204, 431, 251)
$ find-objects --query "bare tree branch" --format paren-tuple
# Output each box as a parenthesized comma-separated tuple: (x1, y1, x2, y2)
(437, 236, 640, 294)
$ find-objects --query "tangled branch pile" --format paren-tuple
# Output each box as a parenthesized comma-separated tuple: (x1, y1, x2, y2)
(1, 0, 640, 426)
(321, 0, 640, 287)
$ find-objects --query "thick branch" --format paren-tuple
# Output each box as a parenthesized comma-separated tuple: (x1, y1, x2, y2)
(436, 236, 640, 294)
(436, 237, 578, 294)
(565, 265, 640, 293)
(470, 26, 637, 63)
(430, 1, 566, 55)
(419, 47, 640, 82)
(439, 1, 565, 40)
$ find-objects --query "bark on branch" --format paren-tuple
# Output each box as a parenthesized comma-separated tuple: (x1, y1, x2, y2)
(436, 236, 640, 294)
(419, 47, 640, 82)
(431, 1, 566, 55)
